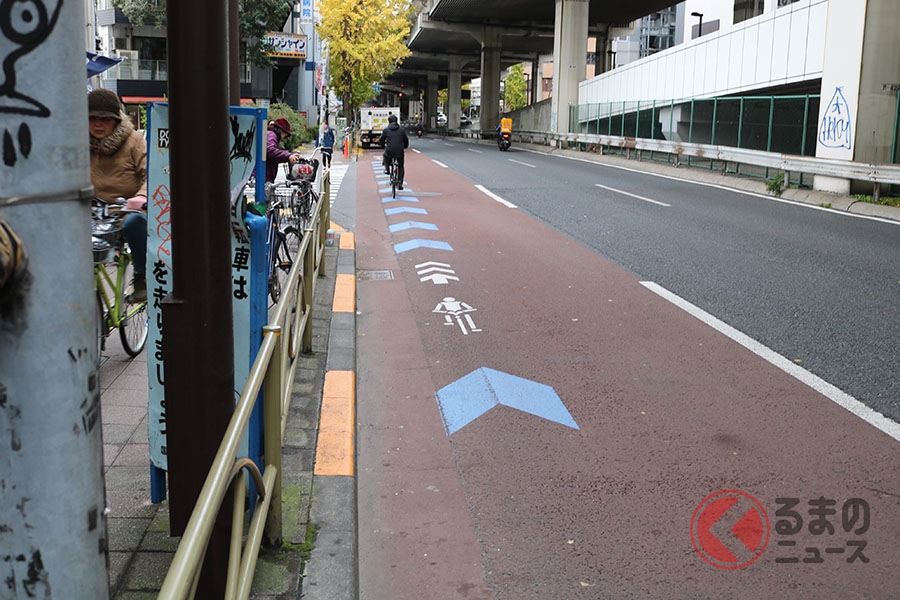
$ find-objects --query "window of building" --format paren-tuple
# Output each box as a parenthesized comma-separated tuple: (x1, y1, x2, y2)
(735, 0, 765, 23)
(134, 36, 167, 61)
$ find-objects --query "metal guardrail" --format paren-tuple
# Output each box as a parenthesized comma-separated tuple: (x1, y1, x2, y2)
(557, 132, 900, 185)
(499, 129, 900, 189)
(157, 171, 331, 599)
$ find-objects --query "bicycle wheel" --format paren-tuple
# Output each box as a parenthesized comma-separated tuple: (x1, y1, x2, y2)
(95, 291, 106, 363)
(391, 164, 397, 199)
(300, 189, 317, 230)
(270, 227, 300, 304)
(283, 188, 301, 231)
(118, 261, 148, 356)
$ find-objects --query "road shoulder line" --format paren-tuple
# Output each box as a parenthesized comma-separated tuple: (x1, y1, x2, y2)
(641, 280, 900, 443)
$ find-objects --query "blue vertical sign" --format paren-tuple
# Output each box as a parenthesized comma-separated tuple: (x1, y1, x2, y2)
(301, 0, 314, 23)
(145, 105, 267, 498)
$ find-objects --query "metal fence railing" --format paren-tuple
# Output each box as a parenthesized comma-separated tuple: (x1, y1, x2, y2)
(571, 95, 822, 158)
(156, 171, 331, 599)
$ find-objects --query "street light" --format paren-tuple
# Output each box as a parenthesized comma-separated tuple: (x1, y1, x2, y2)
(691, 11, 704, 38)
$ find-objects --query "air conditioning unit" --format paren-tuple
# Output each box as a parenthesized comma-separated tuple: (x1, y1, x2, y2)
(115, 49, 138, 61)
(114, 49, 138, 78)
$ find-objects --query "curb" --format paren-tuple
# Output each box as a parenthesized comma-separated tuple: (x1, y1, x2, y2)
(302, 227, 358, 600)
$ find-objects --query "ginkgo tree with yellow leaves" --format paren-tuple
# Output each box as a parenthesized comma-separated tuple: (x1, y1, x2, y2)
(317, 0, 417, 121)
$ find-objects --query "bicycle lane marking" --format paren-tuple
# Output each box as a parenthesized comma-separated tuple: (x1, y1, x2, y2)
(378, 149, 900, 598)
(354, 151, 495, 600)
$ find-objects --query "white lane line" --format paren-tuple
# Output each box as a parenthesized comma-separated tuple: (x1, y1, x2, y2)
(523, 147, 900, 226)
(509, 159, 536, 169)
(596, 183, 671, 207)
(640, 281, 900, 443)
(433, 160, 449, 169)
(412, 149, 422, 154)
(468, 148, 483, 154)
(476, 184, 517, 208)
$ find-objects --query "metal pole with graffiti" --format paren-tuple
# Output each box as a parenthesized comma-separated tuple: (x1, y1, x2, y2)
(0, 1, 110, 597)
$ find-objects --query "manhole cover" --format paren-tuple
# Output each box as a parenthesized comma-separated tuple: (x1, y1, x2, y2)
(358, 270, 394, 281)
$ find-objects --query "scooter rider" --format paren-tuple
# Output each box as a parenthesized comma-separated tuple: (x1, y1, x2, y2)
(380, 114, 409, 190)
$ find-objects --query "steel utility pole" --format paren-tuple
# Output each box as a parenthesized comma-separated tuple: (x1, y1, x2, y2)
(164, 0, 235, 596)
(0, 2, 109, 598)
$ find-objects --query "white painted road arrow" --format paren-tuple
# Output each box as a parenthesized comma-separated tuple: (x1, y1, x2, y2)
(416, 261, 459, 284)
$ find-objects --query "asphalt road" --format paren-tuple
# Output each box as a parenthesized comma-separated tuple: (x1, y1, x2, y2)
(412, 137, 900, 420)
(354, 141, 900, 599)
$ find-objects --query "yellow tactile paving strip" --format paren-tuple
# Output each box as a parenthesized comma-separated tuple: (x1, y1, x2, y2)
(315, 370, 355, 476)
(332, 273, 356, 313)
(315, 229, 357, 477)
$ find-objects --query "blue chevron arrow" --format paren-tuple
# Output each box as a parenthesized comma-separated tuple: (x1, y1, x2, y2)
(435, 368, 579, 435)
(393, 239, 453, 253)
(389, 221, 438, 232)
(385, 207, 428, 216)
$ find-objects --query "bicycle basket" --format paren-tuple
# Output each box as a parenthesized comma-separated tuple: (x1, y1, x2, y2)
(92, 236, 113, 264)
(287, 157, 319, 182)
(91, 217, 121, 245)
(274, 187, 294, 207)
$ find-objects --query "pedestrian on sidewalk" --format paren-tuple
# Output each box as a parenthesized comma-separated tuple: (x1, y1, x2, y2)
(89, 88, 148, 302)
(266, 117, 299, 183)
(320, 121, 335, 170)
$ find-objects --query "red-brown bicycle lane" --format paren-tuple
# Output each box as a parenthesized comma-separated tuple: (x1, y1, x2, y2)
(354, 148, 900, 600)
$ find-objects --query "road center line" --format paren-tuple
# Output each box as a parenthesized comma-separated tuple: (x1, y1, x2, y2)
(596, 183, 671, 207)
(640, 281, 900, 443)
(468, 148, 483, 154)
(509, 159, 536, 168)
(475, 185, 517, 208)
(433, 160, 449, 168)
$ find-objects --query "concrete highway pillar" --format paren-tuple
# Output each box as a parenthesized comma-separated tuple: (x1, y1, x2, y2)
(814, 0, 900, 194)
(480, 29, 502, 134)
(447, 56, 464, 130)
(426, 71, 439, 129)
(550, 0, 589, 134)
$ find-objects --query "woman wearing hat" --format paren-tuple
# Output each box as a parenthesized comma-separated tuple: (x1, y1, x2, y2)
(89, 88, 148, 302)
(266, 117, 299, 183)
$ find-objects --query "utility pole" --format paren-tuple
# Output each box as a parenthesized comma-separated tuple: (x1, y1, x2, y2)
(164, 0, 235, 596)
(0, 2, 109, 598)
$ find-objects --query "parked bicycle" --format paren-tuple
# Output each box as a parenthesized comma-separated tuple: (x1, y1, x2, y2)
(284, 149, 321, 232)
(91, 199, 148, 362)
(255, 183, 301, 305)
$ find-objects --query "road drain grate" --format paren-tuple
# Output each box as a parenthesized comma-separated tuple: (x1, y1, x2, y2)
(358, 270, 394, 281)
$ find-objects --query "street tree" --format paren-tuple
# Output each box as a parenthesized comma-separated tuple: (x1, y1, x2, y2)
(504, 63, 527, 112)
(111, 0, 292, 68)
(317, 0, 415, 121)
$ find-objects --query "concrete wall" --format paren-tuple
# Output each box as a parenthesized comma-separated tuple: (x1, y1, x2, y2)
(579, 0, 828, 105)
(504, 98, 553, 132)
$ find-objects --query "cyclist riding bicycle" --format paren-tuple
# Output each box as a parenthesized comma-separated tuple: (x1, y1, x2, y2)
(379, 114, 409, 190)
(88, 88, 148, 302)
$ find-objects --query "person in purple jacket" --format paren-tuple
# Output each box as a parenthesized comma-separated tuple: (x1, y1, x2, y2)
(266, 117, 298, 183)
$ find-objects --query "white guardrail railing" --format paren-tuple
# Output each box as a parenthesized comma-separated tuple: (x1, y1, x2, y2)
(504, 129, 900, 188)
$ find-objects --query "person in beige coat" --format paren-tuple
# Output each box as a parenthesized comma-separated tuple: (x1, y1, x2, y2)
(89, 88, 148, 302)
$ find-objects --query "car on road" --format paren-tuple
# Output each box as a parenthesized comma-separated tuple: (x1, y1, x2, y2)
(460, 116, 472, 127)
(437, 113, 448, 126)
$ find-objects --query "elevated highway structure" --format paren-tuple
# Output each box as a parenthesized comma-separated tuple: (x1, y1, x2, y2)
(387, 0, 900, 196)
